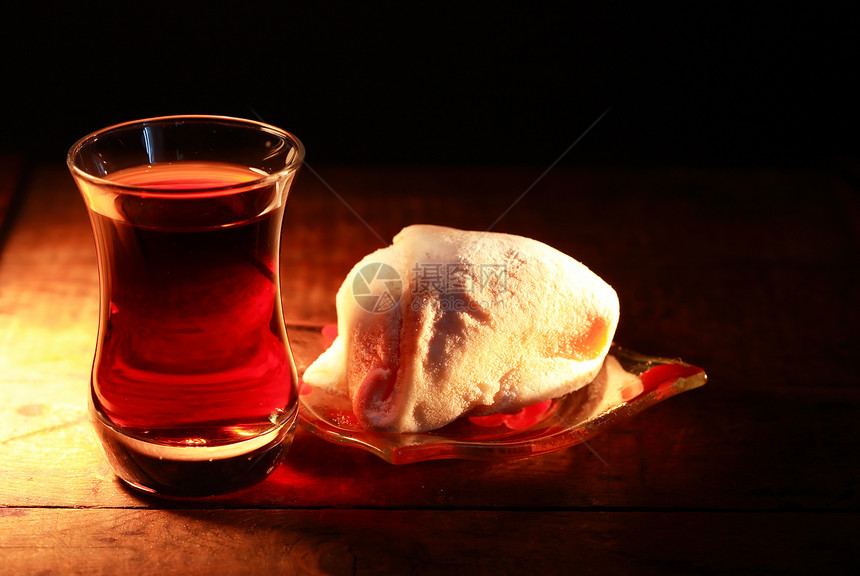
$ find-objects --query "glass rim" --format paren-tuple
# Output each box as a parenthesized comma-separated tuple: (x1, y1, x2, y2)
(66, 114, 305, 198)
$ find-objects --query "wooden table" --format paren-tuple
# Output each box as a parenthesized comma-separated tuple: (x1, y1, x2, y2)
(1, 156, 857, 574)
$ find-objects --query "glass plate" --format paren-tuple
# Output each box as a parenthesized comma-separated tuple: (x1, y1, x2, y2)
(297, 340, 706, 464)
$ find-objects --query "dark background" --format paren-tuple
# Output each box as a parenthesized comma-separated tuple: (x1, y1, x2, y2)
(2, 1, 857, 168)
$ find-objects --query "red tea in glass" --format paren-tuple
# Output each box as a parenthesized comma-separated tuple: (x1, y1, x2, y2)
(68, 117, 304, 497)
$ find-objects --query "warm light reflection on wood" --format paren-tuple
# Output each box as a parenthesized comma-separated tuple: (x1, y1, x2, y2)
(0, 168, 111, 506)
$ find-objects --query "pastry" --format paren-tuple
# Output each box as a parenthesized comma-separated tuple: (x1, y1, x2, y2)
(302, 225, 620, 433)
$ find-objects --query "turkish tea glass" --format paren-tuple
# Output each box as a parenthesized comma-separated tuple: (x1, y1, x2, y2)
(68, 116, 304, 497)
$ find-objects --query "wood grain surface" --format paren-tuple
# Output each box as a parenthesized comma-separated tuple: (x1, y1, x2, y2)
(1, 160, 857, 574)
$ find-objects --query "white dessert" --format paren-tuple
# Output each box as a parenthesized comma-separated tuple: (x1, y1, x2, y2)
(302, 225, 620, 433)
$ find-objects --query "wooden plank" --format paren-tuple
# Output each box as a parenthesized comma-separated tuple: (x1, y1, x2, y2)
(1, 508, 856, 575)
(4, 163, 857, 338)
(0, 155, 26, 244)
(2, 315, 858, 511)
(1, 163, 858, 514)
(282, 165, 860, 382)
(2, 368, 857, 511)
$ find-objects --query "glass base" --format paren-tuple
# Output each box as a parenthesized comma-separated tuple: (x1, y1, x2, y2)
(90, 403, 297, 498)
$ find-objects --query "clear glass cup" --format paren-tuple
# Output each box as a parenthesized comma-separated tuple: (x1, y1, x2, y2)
(68, 115, 304, 497)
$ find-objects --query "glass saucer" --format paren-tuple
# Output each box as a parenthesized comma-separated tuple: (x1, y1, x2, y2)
(297, 342, 706, 465)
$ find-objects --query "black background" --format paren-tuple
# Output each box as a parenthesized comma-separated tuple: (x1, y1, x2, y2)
(2, 1, 857, 168)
